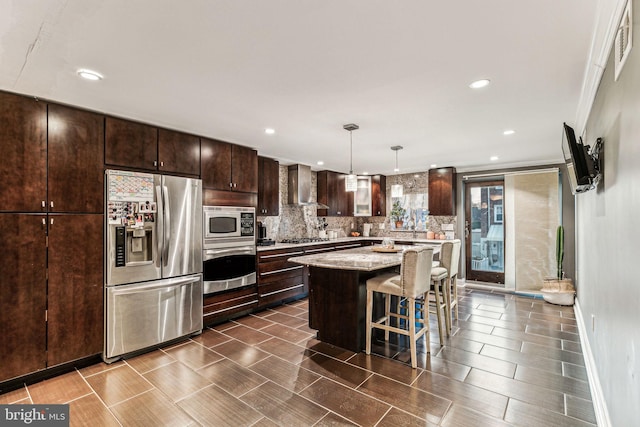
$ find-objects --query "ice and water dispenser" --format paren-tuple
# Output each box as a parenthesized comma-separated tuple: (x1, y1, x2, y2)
(108, 200, 156, 267)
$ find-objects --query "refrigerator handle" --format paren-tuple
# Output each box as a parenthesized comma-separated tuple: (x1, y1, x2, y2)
(163, 185, 170, 266)
(156, 184, 164, 268)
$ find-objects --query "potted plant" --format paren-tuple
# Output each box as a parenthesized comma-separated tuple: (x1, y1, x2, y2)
(390, 200, 406, 228)
(541, 225, 575, 305)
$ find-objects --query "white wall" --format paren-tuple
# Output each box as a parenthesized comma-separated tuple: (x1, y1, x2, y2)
(577, 1, 640, 424)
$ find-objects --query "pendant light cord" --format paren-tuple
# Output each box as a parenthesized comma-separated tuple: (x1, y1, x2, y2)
(349, 130, 353, 174)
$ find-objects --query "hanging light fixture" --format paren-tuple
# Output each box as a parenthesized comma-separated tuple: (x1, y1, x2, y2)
(344, 123, 359, 192)
(390, 146, 404, 198)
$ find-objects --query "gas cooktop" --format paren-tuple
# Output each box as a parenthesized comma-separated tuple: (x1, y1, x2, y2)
(280, 237, 330, 244)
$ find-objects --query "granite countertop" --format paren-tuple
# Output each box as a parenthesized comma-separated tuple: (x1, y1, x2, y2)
(257, 237, 456, 251)
(288, 244, 441, 272)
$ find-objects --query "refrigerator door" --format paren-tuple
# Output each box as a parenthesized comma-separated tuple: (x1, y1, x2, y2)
(104, 274, 203, 361)
(161, 175, 203, 278)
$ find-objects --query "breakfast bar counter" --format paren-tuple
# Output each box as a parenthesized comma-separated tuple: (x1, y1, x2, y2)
(289, 244, 439, 352)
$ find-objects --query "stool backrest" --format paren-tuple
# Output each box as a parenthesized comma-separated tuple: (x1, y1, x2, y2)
(400, 246, 434, 297)
(440, 241, 461, 277)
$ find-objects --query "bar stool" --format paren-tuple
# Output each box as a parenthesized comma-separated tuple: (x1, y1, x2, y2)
(365, 246, 434, 368)
(429, 264, 450, 343)
(441, 241, 461, 321)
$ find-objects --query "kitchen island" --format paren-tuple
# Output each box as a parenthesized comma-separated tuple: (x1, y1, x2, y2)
(289, 244, 440, 352)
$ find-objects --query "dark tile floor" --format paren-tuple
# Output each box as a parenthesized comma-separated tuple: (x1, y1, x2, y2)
(0, 288, 596, 426)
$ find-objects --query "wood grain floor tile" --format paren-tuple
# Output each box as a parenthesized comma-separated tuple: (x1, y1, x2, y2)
(520, 342, 586, 366)
(504, 398, 595, 426)
(240, 380, 328, 425)
(125, 349, 175, 374)
(78, 360, 125, 377)
(445, 333, 486, 354)
(163, 341, 224, 370)
(303, 339, 356, 361)
(565, 394, 597, 424)
(315, 411, 359, 426)
(29, 370, 92, 404)
(211, 339, 270, 367)
(300, 377, 390, 426)
(514, 365, 591, 400)
(456, 329, 522, 352)
(220, 324, 273, 345)
(177, 384, 263, 427)
(526, 325, 580, 342)
(272, 304, 307, 317)
(262, 323, 315, 344)
(458, 306, 505, 320)
(232, 314, 276, 330)
(530, 311, 577, 325)
(562, 324, 579, 333)
(85, 365, 154, 407)
(191, 328, 232, 348)
(251, 416, 280, 427)
(262, 311, 308, 328)
(491, 326, 563, 349)
(0, 386, 29, 404)
(196, 358, 267, 397)
(357, 373, 451, 423)
(143, 361, 212, 401)
(300, 353, 372, 388)
(422, 355, 472, 382)
(440, 403, 512, 427)
(562, 339, 583, 353)
(453, 319, 495, 334)
(110, 389, 197, 426)
(249, 355, 321, 392)
(256, 337, 312, 364)
(437, 346, 517, 378)
(413, 370, 508, 419)
(347, 353, 421, 385)
(480, 344, 563, 375)
(465, 368, 565, 413)
(68, 393, 120, 427)
(376, 408, 439, 427)
(563, 362, 589, 382)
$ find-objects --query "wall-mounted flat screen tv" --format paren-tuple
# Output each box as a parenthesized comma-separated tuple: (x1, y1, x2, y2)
(562, 123, 600, 194)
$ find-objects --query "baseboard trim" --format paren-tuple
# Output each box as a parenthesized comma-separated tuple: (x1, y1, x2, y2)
(574, 300, 612, 427)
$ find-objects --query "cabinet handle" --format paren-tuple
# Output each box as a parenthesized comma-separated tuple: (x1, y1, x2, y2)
(154, 160, 158, 167)
(160, 161, 164, 167)
(233, 183, 237, 188)
(42, 218, 46, 226)
(50, 218, 54, 225)
(337, 211, 341, 215)
(41, 200, 46, 208)
(50, 201, 54, 208)
(229, 183, 233, 188)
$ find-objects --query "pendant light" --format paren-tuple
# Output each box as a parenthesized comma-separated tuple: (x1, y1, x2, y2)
(390, 146, 404, 198)
(344, 123, 359, 192)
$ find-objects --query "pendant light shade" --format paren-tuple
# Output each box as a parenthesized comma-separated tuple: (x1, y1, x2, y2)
(390, 146, 404, 198)
(344, 123, 359, 192)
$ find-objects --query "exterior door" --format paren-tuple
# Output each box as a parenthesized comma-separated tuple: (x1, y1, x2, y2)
(464, 180, 505, 284)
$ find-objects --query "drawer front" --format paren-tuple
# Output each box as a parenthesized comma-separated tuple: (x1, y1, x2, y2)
(258, 261, 304, 283)
(203, 286, 258, 325)
(257, 249, 304, 263)
(258, 276, 306, 307)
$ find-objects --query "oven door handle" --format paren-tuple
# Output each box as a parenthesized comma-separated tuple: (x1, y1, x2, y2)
(203, 246, 256, 261)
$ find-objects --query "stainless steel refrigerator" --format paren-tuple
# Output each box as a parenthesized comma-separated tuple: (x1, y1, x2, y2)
(104, 170, 203, 362)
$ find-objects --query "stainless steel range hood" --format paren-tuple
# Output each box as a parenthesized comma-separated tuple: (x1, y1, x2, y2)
(287, 164, 329, 209)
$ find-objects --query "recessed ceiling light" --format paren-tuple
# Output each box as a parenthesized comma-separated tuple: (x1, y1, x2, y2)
(490, 156, 499, 161)
(430, 164, 437, 168)
(503, 129, 515, 135)
(394, 167, 400, 172)
(264, 128, 275, 135)
(77, 69, 103, 81)
(317, 161, 324, 166)
(469, 79, 490, 89)
(362, 171, 369, 175)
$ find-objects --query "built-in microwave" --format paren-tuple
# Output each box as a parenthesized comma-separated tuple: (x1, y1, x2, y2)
(203, 206, 255, 247)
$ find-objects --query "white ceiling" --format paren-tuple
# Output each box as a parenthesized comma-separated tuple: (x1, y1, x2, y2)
(0, 0, 598, 175)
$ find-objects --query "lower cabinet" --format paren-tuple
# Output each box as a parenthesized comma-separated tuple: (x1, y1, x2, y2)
(0, 213, 103, 383)
(203, 286, 258, 326)
(257, 248, 306, 307)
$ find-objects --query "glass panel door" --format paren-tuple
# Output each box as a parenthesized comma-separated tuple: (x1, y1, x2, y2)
(465, 180, 505, 284)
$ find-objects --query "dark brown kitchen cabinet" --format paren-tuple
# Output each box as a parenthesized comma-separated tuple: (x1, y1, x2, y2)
(48, 104, 104, 213)
(106, 117, 200, 177)
(203, 286, 258, 326)
(317, 170, 353, 216)
(0, 214, 47, 382)
(105, 116, 157, 171)
(257, 248, 306, 307)
(201, 138, 258, 193)
(157, 129, 200, 176)
(371, 174, 386, 216)
(428, 167, 457, 216)
(0, 92, 47, 212)
(47, 214, 103, 366)
(258, 156, 279, 215)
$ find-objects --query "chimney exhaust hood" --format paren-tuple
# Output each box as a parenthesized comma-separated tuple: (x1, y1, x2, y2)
(287, 164, 329, 209)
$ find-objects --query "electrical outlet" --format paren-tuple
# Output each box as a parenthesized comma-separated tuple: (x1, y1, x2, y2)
(592, 314, 595, 332)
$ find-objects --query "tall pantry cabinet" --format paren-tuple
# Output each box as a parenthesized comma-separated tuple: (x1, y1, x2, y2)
(0, 92, 103, 382)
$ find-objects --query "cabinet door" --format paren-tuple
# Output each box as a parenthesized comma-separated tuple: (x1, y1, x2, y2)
(428, 167, 457, 216)
(258, 156, 279, 215)
(371, 175, 386, 216)
(105, 116, 158, 171)
(0, 92, 47, 212)
(158, 128, 200, 176)
(0, 214, 46, 382)
(331, 172, 350, 216)
(232, 145, 258, 193)
(47, 214, 103, 366)
(201, 137, 232, 190)
(48, 104, 104, 213)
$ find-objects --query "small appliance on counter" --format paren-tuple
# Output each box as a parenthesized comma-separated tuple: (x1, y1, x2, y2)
(256, 221, 275, 246)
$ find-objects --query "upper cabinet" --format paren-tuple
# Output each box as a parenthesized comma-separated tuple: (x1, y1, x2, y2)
(428, 167, 457, 216)
(317, 170, 353, 216)
(258, 156, 279, 216)
(353, 176, 372, 216)
(371, 174, 386, 216)
(201, 138, 257, 193)
(48, 103, 104, 213)
(0, 92, 47, 212)
(105, 117, 200, 177)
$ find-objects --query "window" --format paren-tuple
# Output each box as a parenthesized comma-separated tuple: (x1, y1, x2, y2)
(494, 205, 503, 223)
